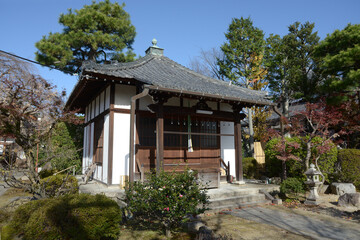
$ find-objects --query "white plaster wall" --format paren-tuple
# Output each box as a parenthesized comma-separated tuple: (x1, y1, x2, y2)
(95, 95, 100, 116)
(184, 99, 198, 108)
(220, 103, 233, 112)
(105, 86, 110, 110)
(220, 121, 236, 176)
(112, 113, 130, 184)
(94, 166, 101, 180)
(207, 101, 218, 110)
(100, 91, 105, 113)
(82, 125, 88, 174)
(139, 95, 153, 110)
(87, 106, 91, 122)
(91, 100, 95, 119)
(89, 122, 94, 165)
(164, 97, 180, 107)
(102, 114, 109, 183)
(114, 85, 136, 109)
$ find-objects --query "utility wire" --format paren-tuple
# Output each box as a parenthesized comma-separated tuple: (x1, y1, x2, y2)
(0, 49, 77, 76)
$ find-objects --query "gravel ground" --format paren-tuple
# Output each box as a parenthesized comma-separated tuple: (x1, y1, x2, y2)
(283, 194, 360, 223)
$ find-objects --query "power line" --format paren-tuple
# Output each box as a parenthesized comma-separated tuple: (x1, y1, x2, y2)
(0, 49, 77, 76)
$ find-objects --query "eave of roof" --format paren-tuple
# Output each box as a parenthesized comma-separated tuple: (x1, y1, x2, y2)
(66, 54, 274, 111)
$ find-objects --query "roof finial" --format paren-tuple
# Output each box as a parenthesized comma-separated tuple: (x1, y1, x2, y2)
(145, 38, 164, 56)
(152, 38, 158, 47)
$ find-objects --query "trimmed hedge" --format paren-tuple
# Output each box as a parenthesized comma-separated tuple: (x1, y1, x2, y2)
(40, 174, 78, 197)
(280, 177, 305, 197)
(338, 149, 360, 190)
(3, 194, 122, 240)
(243, 157, 258, 179)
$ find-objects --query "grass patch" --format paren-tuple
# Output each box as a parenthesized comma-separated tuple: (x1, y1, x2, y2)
(119, 220, 195, 239)
(0, 188, 32, 209)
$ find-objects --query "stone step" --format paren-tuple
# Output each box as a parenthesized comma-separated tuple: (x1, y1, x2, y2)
(209, 194, 266, 208)
(208, 200, 270, 212)
(207, 188, 260, 199)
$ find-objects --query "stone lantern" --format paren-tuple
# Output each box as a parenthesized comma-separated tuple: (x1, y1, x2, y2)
(304, 163, 322, 205)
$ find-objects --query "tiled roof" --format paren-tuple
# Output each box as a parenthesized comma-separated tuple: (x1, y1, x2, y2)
(81, 54, 273, 106)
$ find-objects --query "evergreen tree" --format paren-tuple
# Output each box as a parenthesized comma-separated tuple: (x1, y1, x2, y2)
(218, 17, 266, 156)
(35, 0, 136, 74)
(315, 24, 360, 102)
(265, 22, 320, 117)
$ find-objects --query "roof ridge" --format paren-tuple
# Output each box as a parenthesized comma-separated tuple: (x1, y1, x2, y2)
(82, 54, 156, 71)
(157, 56, 266, 97)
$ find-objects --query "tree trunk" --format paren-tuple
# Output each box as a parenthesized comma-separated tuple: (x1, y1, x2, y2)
(314, 156, 325, 184)
(165, 229, 171, 238)
(283, 96, 290, 119)
(248, 107, 254, 157)
(281, 160, 287, 181)
(305, 140, 311, 169)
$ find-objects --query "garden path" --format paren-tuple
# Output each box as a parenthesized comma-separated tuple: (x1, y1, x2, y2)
(227, 205, 360, 240)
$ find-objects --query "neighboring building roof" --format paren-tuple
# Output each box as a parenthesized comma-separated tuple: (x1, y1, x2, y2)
(268, 102, 306, 121)
(66, 42, 274, 111)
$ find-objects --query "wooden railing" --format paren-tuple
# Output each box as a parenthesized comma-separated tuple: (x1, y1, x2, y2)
(54, 165, 77, 176)
(136, 158, 144, 183)
(220, 158, 231, 182)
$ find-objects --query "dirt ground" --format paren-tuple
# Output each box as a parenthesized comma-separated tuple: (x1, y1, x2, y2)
(202, 213, 310, 240)
(201, 193, 360, 240)
(281, 193, 360, 223)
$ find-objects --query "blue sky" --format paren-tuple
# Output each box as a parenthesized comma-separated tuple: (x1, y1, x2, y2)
(1, 0, 359, 97)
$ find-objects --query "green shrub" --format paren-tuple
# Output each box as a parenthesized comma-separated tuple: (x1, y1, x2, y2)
(311, 137, 338, 183)
(4, 194, 122, 240)
(265, 137, 303, 178)
(0, 209, 11, 224)
(265, 136, 337, 183)
(280, 177, 305, 198)
(338, 149, 360, 190)
(38, 169, 57, 179)
(125, 170, 209, 235)
(39, 174, 78, 197)
(243, 157, 257, 179)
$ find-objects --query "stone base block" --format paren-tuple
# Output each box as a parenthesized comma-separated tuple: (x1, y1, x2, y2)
(304, 199, 320, 205)
(272, 199, 282, 205)
(233, 181, 246, 185)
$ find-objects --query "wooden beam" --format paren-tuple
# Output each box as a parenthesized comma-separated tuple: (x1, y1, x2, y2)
(163, 131, 234, 137)
(147, 104, 235, 120)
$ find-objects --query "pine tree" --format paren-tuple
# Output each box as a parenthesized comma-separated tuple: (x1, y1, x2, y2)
(35, 0, 136, 74)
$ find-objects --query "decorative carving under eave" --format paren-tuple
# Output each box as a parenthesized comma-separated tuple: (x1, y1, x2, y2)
(231, 103, 244, 113)
(150, 92, 171, 104)
(193, 99, 212, 111)
(231, 103, 247, 122)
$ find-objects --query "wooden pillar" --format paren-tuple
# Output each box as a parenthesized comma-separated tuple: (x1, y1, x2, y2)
(156, 102, 164, 174)
(234, 116, 243, 182)
(152, 93, 169, 175)
(232, 104, 246, 182)
(107, 84, 115, 185)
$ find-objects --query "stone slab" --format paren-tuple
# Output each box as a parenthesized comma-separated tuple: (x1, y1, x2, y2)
(331, 183, 356, 195)
(338, 193, 360, 207)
